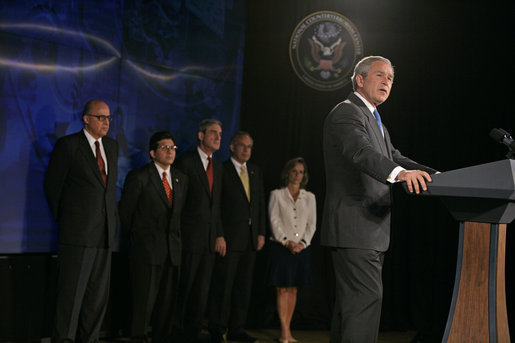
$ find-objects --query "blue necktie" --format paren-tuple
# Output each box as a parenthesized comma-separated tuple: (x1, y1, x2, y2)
(373, 109, 384, 137)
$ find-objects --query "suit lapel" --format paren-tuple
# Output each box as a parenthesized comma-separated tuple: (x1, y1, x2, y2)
(78, 132, 105, 186)
(230, 162, 249, 202)
(170, 168, 182, 213)
(149, 164, 171, 207)
(365, 107, 388, 156)
(382, 129, 394, 159)
(103, 139, 116, 186)
(195, 153, 212, 197)
(224, 162, 252, 204)
(350, 94, 389, 156)
(247, 164, 256, 203)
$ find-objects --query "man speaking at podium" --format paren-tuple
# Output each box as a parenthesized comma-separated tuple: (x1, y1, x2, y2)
(321, 56, 437, 342)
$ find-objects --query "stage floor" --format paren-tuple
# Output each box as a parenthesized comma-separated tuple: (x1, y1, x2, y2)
(99, 329, 418, 343)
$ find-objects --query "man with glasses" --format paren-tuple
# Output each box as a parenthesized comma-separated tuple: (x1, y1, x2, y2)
(208, 131, 265, 343)
(45, 99, 119, 343)
(120, 131, 188, 343)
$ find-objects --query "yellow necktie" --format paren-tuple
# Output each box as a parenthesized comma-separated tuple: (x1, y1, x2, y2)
(240, 165, 250, 201)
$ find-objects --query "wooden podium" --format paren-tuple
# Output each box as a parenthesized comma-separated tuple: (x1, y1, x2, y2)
(409, 159, 514, 342)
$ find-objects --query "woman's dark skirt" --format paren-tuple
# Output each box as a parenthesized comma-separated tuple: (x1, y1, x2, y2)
(267, 241, 313, 287)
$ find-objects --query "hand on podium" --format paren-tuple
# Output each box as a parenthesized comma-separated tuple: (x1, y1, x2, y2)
(396, 170, 432, 194)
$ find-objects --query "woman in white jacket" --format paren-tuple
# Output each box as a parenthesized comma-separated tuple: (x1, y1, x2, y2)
(267, 157, 316, 343)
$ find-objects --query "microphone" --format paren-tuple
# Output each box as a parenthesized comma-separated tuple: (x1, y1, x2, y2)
(489, 128, 515, 150)
(489, 128, 515, 158)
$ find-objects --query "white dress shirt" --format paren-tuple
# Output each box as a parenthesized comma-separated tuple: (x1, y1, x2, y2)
(268, 187, 316, 247)
(353, 91, 404, 183)
(83, 129, 108, 174)
(230, 157, 247, 176)
(197, 146, 212, 171)
(154, 163, 172, 189)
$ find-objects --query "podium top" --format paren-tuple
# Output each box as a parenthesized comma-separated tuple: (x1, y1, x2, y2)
(423, 159, 515, 200)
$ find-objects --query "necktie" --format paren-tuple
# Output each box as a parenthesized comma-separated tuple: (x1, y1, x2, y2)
(240, 165, 250, 201)
(373, 108, 384, 137)
(206, 156, 213, 193)
(162, 172, 173, 206)
(95, 141, 107, 185)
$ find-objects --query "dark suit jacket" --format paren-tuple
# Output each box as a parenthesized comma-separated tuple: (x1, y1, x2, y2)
(175, 150, 223, 254)
(321, 93, 436, 251)
(221, 160, 266, 252)
(119, 163, 188, 266)
(45, 130, 118, 248)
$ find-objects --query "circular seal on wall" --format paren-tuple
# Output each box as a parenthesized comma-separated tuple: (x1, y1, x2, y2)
(289, 11, 363, 91)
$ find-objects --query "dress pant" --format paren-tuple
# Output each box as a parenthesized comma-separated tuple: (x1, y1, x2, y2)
(53, 244, 111, 343)
(177, 251, 215, 340)
(130, 258, 179, 343)
(208, 245, 256, 335)
(330, 248, 384, 343)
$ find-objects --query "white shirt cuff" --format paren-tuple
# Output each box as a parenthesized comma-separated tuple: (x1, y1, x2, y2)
(387, 166, 405, 183)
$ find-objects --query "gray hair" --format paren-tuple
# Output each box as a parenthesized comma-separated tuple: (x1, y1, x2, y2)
(198, 118, 222, 133)
(351, 56, 393, 91)
(230, 130, 253, 145)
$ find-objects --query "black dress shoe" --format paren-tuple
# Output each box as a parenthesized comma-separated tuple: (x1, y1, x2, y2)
(227, 332, 258, 343)
(211, 332, 226, 343)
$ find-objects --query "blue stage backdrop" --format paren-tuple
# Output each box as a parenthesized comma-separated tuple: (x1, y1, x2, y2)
(0, 0, 246, 253)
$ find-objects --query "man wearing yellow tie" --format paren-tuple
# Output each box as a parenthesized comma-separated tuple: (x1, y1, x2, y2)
(208, 131, 266, 343)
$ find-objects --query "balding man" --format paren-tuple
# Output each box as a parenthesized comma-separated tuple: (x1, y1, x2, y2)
(45, 99, 119, 343)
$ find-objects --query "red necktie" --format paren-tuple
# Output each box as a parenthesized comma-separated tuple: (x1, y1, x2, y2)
(95, 141, 107, 185)
(206, 156, 213, 193)
(162, 172, 173, 206)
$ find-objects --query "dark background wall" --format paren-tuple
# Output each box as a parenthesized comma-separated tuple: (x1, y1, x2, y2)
(240, 0, 513, 341)
(0, 0, 513, 341)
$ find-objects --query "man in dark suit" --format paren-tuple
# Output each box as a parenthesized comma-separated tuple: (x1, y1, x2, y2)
(174, 119, 224, 342)
(45, 99, 118, 343)
(119, 131, 188, 343)
(208, 131, 266, 343)
(321, 56, 437, 343)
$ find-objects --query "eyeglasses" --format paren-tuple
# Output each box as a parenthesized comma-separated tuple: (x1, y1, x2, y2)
(158, 145, 178, 151)
(86, 114, 113, 122)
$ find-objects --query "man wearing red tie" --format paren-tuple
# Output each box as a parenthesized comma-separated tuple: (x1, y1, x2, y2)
(120, 131, 188, 343)
(175, 119, 224, 342)
(45, 99, 118, 343)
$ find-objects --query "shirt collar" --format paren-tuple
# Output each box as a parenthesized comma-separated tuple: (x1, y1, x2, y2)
(153, 163, 170, 177)
(354, 91, 376, 115)
(197, 146, 211, 161)
(283, 187, 306, 201)
(230, 157, 246, 171)
(83, 128, 102, 146)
